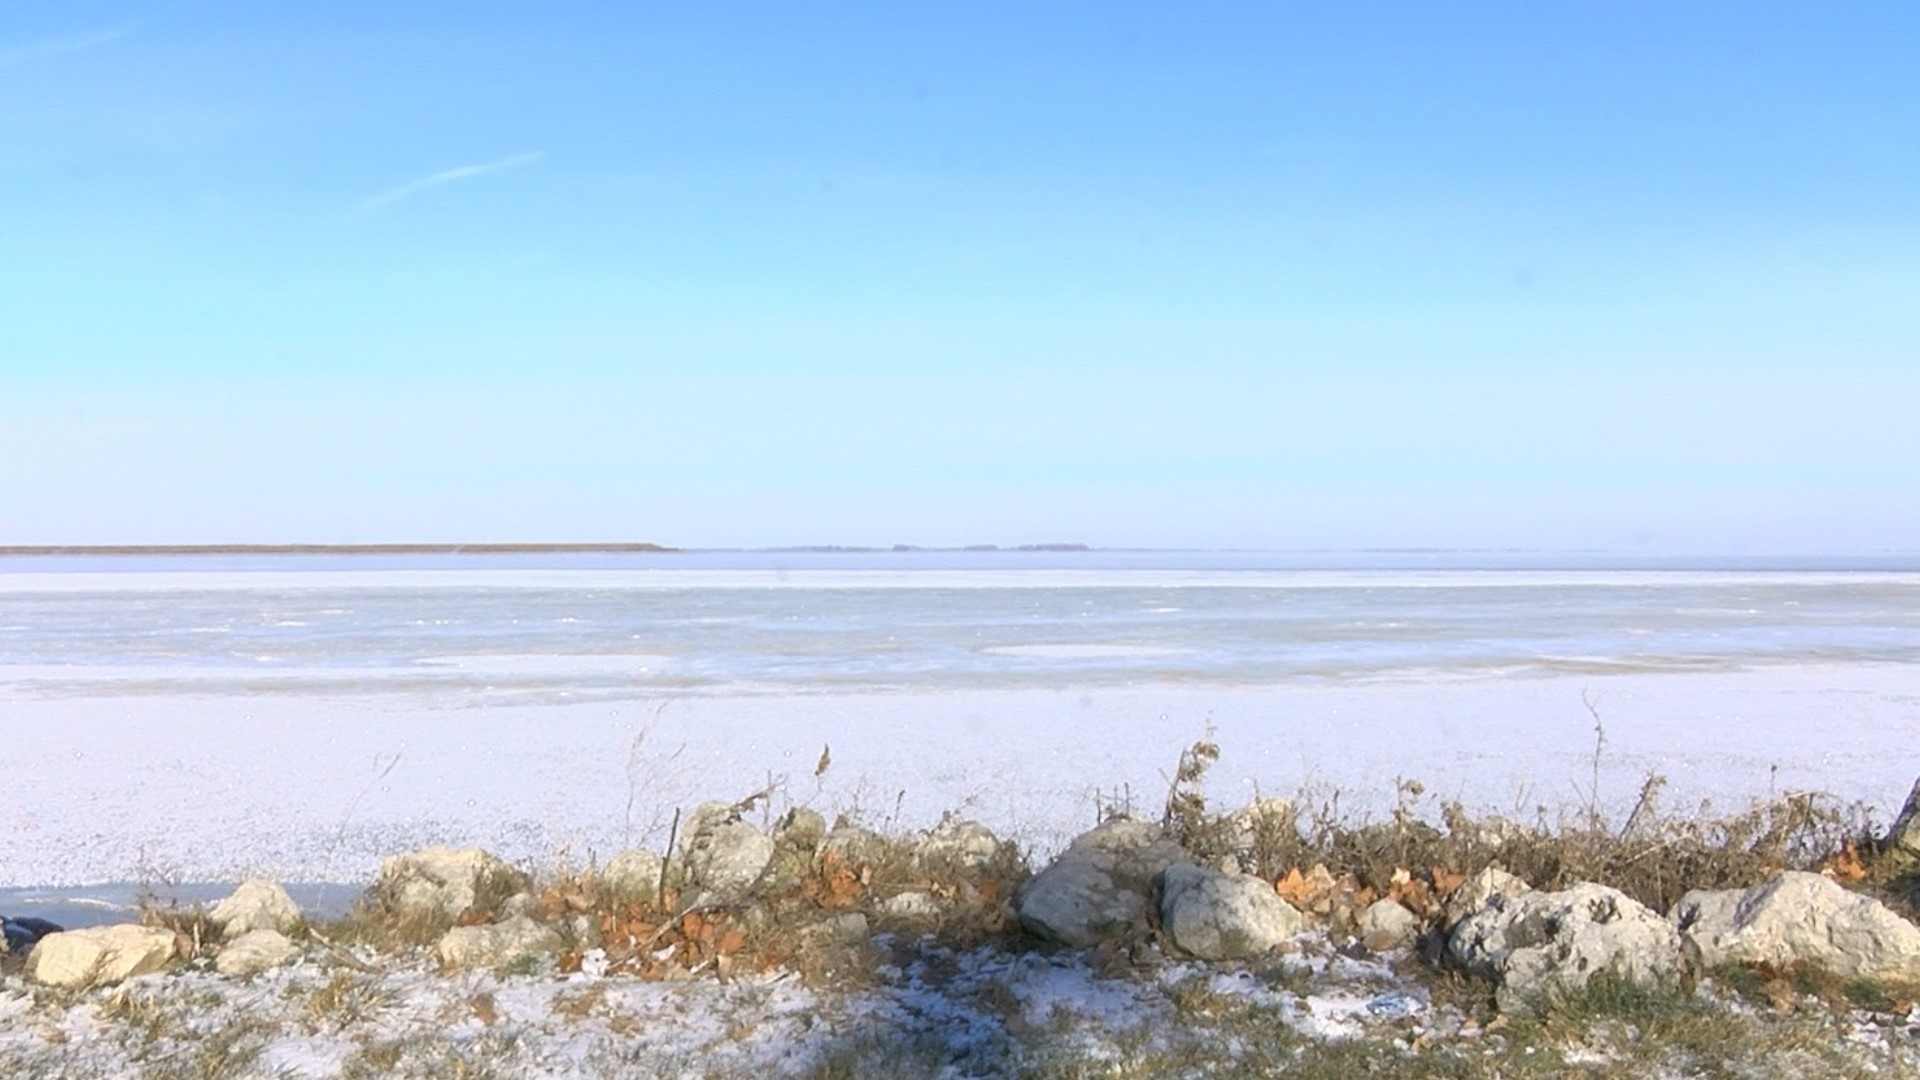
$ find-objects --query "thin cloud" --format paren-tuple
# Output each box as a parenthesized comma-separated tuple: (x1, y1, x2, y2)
(0, 21, 141, 68)
(348, 151, 547, 217)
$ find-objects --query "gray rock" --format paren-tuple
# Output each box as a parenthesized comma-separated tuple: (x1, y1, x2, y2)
(918, 818, 1005, 873)
(818, 824, 889, 869)
(25, 925, 177, 989)
(1673, 871, 1920, 981)
(215, 929, 300, 977)
(373, 846, 529, 920)
(822, 911, 870, 944)
(1886, 778, 1920, 871)
(775, 807, 828, 852)
(1016, 818, 1187, 948)
(1442, 865, 1532, 929)
(682, 804, 774, 897)
(1359, 898, 1422, 952)
(209, 880, 302, 939)
(433, 916, 563, 971)
(600, 849, 664, 903)
(1449, 883, 1683, 1013)
(1159, 861, 1305, 961)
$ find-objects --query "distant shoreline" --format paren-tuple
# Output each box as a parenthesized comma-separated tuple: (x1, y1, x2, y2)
(0, 543, 680, 556)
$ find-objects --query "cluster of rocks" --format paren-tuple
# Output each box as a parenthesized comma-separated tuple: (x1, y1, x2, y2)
(8, 798, 1920, 1015)
(1011, 814, 1920, 1013)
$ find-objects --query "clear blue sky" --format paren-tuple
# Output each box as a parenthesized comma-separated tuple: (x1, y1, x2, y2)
(4, 2, 1916, 551)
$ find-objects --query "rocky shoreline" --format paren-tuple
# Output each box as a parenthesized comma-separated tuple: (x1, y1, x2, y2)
(7, 782, 1920, 1077)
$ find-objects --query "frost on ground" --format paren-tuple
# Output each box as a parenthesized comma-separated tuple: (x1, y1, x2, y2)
(3, 939, 1918, 1080)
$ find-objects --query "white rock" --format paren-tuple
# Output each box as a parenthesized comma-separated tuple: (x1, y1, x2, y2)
(1449, 883, 1683, 1013)
(1442, 865, 1532, 928)
(25, 925, 177, 989)
(1359, 898, 1422, 951)
(374, 846, 526, 920)
(433, 916, 563, 971)
(1673, 871, 1920, 981)
(1016, 818, 1188, 948)
(600, 849, 664, 903)
(918, 818, 1005, 872)
(878, 891, 945, 920)
(775, 807, 828, 851)
(1159, 861, 1305, 961)
(215, 929, 300, 977)
(209, 880, 302, 938)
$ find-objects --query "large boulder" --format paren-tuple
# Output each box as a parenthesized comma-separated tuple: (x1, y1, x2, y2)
(210, 880, 302, 938)
(434, 916, 563, 972)
(1159, 861, 1304, 960)
(681, 803, 774, 897)
(1672, 871, 1920, 981)
(373, 846, 529, 921)
(25, 925, 177, 989)
(215, 929, 300, 977)
(1449, 883, 1684, 1012)
(1016, 818, 1187, 948)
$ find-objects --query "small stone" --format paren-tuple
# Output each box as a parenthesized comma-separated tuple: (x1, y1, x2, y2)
(1358, 898, 1422, 952)
(215, 929, 300, 977)
(775, 808, 828, 852)
(878, 891, 944, 920)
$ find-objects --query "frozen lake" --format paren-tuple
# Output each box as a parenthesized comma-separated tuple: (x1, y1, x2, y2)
(2, 551, 1917, 889)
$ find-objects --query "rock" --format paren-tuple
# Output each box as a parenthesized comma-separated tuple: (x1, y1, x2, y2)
(373, 846, 529, 921)
(433, 916, 563, 972)
(1159, 861, 1305, 961)
(682, 804, 774, 897)
(818, 824, 890, 869)
(775, 807, 828, 852)
(1449, 883, 1683, 1013)
(215, 929, 300, 977)
(1016, 818, 1187, 948)
(1442, 866, 1532, 928)
(1359, 898, 1422, 952)
(918, 818, 1005, 873)
(1885, 778, 1920, 871)
(820, 912, 870, 944)
(599, 849, 664, 903)
(25, 925, 177, 989)
(1224, 797, 1298, 873)
(1672, 871, 1920, 981)
(209, 880, 302, 938)
(878, 891, 945, 920)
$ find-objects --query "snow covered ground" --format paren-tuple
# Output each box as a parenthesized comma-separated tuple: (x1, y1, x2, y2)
(3, 664, 1916, 888)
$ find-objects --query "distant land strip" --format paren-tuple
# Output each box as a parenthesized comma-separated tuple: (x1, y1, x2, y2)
(0, 543, 680, 556)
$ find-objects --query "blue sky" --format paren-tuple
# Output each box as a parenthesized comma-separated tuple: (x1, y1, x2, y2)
(3, 2, 1916, 550)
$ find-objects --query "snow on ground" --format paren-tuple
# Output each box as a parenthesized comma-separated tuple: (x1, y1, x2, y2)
(3, 663, 1918, 887)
